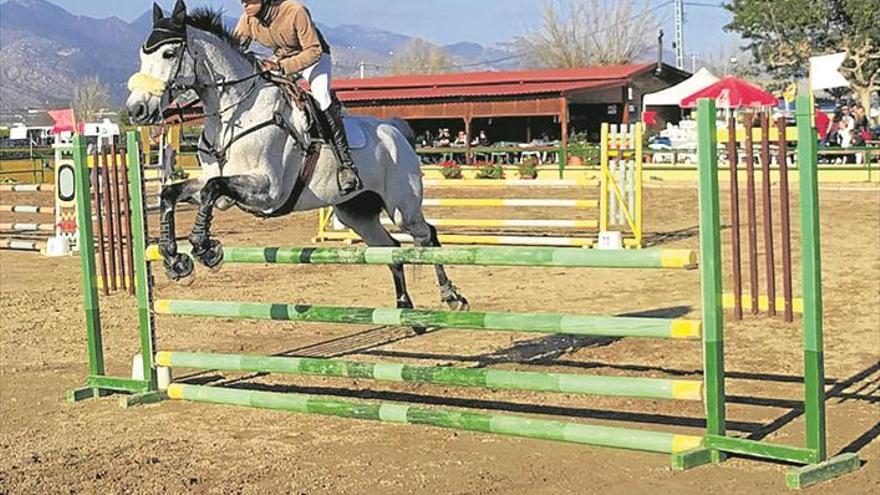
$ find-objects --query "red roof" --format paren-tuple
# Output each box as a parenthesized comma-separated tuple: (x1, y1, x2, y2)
(334, 63, 654, 102)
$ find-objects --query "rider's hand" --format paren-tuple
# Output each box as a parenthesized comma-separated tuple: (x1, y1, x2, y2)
(261, 59, 281, 72)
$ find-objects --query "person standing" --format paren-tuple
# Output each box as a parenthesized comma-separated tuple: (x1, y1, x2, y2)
(234, 0, 362, 194)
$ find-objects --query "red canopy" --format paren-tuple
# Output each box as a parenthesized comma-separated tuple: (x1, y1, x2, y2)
(680, 76, 778, 109)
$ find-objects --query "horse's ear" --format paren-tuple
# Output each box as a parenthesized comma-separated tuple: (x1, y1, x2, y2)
(152, 3, 164, 24)
(171, 0, 187, 25)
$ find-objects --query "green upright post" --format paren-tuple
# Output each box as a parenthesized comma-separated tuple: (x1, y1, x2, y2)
(696, 99, 726, 440)
(72, 134, 105, 381)
(795, 96, 825, 461)
(127, 131, 158, 390)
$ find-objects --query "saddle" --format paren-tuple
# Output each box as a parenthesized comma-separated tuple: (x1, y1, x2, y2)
(267, 73, 329, 145)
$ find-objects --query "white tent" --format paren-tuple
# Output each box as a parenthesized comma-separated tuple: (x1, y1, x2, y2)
(643, 68, 720, 107)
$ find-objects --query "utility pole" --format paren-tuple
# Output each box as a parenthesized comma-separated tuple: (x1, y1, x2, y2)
(674, 0, 685, 70)
(359, 61, 366, 79)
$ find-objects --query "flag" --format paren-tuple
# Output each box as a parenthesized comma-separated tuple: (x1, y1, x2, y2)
(810, 53, 850, 91)
(48, 108, 77, 134)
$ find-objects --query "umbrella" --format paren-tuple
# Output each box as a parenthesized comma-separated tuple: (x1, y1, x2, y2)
(680, 76, 778, 109)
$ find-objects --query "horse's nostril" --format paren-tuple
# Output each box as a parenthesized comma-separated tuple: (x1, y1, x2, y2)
(128, 102, 148, 121)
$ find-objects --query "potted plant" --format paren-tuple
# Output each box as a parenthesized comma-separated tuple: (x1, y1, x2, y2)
(517, 157, 539, 179)
(439, 160, 463, 179)
(475, 162, 505, 180)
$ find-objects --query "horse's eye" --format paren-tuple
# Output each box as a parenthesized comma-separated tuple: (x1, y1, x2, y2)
(162, 49, 177, 60)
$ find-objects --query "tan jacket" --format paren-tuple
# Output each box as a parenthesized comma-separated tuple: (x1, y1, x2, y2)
(234, 1, 331, 75)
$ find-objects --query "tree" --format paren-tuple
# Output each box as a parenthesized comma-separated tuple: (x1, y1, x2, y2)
(513, 0, 658, 69)
(389, 39, 452, 76)
(73, 76, 111, 123)
(725, 0, 880, 110)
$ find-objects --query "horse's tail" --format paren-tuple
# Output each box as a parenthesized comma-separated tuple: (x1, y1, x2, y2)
(388, 118, 416, 149)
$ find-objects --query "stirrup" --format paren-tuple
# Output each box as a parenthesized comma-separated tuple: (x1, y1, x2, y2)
(337, 167, 363, 194)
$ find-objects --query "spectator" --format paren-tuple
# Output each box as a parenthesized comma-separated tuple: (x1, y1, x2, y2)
(852, 106, 872, 142)
(452, 131, 468, 147)
(850, 128, 865, 147)
(436, 128, 451, 147)
(471, 130, 491, 147)
(815, 107, 830, 144)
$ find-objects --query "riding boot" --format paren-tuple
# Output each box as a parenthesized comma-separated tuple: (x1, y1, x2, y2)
(324, 99, 363, 195)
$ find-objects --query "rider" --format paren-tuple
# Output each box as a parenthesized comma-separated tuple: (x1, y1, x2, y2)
(234, 0, 362, 194)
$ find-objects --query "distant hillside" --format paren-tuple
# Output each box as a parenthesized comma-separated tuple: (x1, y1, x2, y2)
(0, 0, 517, 116)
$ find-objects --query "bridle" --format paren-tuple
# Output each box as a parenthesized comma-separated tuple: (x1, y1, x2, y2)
(127, 27, 312, 170)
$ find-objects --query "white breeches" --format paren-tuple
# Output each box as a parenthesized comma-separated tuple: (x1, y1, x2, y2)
(301, 53, 333, 111)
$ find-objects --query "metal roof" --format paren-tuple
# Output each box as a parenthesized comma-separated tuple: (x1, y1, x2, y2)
(337, 80, 628, 102)
(334, 64, 655, 103)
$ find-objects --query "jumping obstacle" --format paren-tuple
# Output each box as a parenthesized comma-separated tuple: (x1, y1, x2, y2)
(67, 98, 860, 488)
(315, 124, 643, 248)
(0, 177, 68, 253)
(722, 113, 800, 322)
(88, 145, 136, 296)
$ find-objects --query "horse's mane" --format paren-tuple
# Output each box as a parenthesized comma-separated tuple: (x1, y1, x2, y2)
(186, 7, 245, 55)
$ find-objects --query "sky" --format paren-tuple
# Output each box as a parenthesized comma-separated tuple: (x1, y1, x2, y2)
(52, 0, 741, 61)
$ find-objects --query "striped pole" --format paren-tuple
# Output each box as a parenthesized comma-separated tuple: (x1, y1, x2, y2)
(422, 198, 598, 208)
(145, 245, 696, 269)
(154, 300, 701, 340)
(382, 218, 599, 229)
(0, 205, 52, 214)
(0, 223, 55, 232)
(0, 184, 55, 192)
(422, 178, 597, 188)
(167, 384, 704, 454)
(157, 351, 704, 401)
(0, 239, 46, 251)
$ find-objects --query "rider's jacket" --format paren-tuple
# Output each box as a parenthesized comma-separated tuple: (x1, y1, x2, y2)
(234, 0, 331, 75)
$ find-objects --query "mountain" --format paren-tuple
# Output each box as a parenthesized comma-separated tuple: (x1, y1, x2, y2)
(0, 0, 517, 116)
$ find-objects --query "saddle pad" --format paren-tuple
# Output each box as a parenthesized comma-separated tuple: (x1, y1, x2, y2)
(344, 119, 367, 150)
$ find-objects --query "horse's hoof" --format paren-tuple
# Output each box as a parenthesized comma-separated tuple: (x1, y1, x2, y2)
(444, 296, 470, 312)
(194, 240, 223, 271)
(165, 253, 195, 285)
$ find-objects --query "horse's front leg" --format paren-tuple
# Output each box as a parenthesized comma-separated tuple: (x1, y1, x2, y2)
(188, 175, 269, 271)
(158, 179, 203, 284)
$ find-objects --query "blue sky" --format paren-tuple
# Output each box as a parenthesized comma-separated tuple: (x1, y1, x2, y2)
(55, 0, 740, 56)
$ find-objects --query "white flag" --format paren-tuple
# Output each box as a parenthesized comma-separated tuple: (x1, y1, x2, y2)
(810, 53, 850, 91)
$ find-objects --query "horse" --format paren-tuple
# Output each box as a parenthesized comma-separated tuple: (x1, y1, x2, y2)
(125, 0, 469, 314)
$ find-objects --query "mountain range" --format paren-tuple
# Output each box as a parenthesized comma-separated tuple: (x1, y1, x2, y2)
(0, 0, 516, 117)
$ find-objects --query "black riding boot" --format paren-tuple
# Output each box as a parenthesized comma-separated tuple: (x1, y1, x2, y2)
(324, 99, 363, 195)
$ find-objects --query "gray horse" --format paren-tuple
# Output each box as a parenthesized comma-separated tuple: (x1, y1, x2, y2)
(126, 1, 468, 313)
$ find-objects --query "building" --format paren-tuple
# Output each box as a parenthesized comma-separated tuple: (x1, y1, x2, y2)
(334, 63, 689, 162)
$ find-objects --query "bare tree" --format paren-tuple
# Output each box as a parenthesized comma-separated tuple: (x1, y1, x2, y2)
(514, 0, 659, 68)
(74, 76, 111, 123)
(389, 38, 452, 75)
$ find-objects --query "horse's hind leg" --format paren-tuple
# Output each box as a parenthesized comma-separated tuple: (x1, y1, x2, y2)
(333, 200, 416, 313)
(402, 214, 469, 311)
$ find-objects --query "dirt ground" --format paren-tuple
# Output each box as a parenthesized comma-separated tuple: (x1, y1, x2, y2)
(1, 184, 878, 494)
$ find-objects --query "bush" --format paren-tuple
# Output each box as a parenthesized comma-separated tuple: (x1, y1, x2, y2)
(517, 157, 539, 179)
(439, 160, 462, 179)
(475, 162, 505, 180)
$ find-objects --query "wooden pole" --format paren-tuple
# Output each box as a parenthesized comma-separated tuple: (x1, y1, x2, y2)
(100, 147, 118, 292)
(777, 116, 794, 321)
(744, 114, 760, 314)
(727, 116, 743, 320)
(760, 114, 776, 316)
(91, 151, 109, 297)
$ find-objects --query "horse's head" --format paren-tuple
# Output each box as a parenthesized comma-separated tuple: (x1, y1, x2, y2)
(126, 0, 196, 124)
